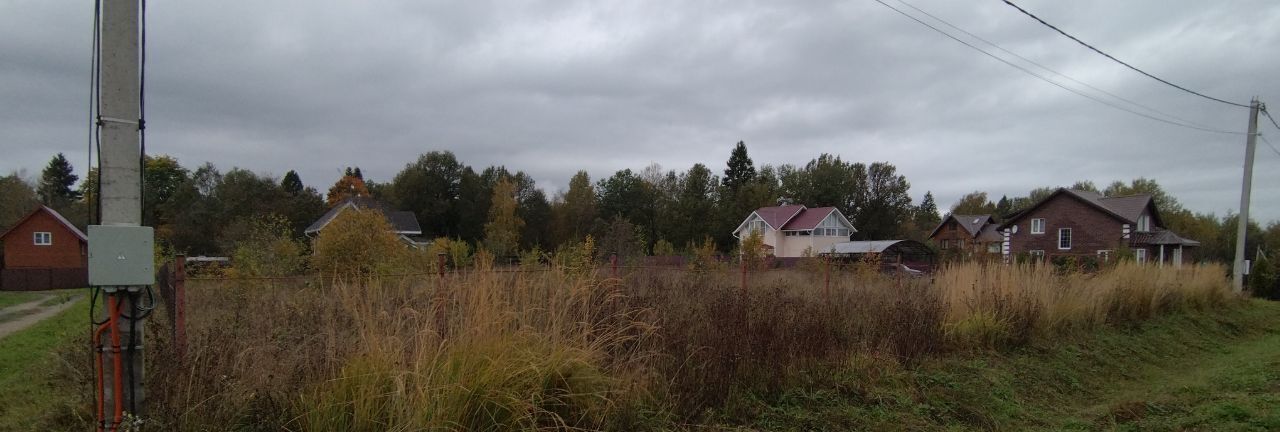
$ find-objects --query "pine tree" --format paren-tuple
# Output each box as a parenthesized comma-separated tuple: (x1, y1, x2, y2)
(721, 141, 756, 193)
(37, 153, 81, 207)
(914, 191, 941, 229)
(995, 195, 1012, 219)
(281, 170, 304, 195)
(353, 167, 364, 180)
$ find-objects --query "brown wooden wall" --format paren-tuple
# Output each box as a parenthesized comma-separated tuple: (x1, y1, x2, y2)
(1, 211, 87, 269)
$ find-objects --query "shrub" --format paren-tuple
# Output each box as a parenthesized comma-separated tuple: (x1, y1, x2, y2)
(1250, 254, 1278, 300)
(226, 215, 307, 278)
(686, 237, 723, 272)
(652, 239, 675, 257)
(310, 209, 407, 276)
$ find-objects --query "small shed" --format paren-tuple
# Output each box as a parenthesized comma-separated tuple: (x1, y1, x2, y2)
(820, 240, 937, 270)
(0, 205, 88, 269)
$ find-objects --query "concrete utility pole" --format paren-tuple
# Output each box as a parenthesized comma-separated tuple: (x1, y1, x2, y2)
(92, 0, 152, 426)
(1232, 98, 1261, 293)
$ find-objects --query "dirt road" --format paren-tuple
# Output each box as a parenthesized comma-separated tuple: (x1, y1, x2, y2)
(0, 294, 82, 339)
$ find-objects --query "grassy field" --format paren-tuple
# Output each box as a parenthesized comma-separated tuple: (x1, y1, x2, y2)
(2, 263, 1275, 431)
(725, 299, 1280, 431)
(0, 297, 91, 431)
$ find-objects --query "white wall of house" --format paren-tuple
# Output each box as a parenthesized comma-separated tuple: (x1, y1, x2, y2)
(773, 233, 846, 257)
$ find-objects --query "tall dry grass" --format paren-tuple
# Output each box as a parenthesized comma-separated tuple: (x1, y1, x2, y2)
(938, 261, 1234, 347)
(141, 260, 1236, 430)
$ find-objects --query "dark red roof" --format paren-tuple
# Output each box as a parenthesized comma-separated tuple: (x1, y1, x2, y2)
(781, 207, 837, 230)
(753, 205, 806, 229)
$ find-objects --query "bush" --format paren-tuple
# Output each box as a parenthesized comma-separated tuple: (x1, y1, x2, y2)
(1250, 254, 1278, 300)
(226, 215, 307, 278)
(310, 209, 408, 276)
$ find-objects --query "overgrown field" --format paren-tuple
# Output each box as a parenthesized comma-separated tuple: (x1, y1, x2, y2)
(2, 256, 1259, 429)
(130, 260, 1239, 430)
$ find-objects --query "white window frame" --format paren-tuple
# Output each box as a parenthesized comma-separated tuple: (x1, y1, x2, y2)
(1135, 248, 1147, 264)
(1058, 228, 1072, 250)
(1029, 250, 1045, 261)
(33, 231, 52, 246)
(1031, 218, 1045, 234)
(1097, 250, 1111, 262)
(1137, 215, 1150, 232)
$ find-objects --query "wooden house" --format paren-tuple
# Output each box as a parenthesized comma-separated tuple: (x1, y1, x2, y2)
(0, 205, 88, 269)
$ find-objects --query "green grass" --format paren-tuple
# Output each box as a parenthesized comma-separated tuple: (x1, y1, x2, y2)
(0, 297, 91, 431)
(0, 291, 42, 309)
(712, 300, 1280, 431)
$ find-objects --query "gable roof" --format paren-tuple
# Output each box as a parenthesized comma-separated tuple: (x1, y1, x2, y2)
(928, 214, 994, 239)
(304, 196, 422, 235)
(781, 207, 851, 230)
(732, 205, 856, 236)
(999, 188, 1157, 229)
(755, 205, 806, 230)
(0, 205, 88, 243)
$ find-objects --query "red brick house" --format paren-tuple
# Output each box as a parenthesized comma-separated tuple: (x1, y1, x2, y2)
(0, 205, 88, 269)
(928, 214, 1002, 256)
(998, 188, 1198, 266)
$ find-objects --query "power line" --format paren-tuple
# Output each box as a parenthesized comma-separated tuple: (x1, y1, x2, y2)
(1263, 107, 1280, 132)
(1000, 0, 1251, 109)
(1262, 134, 1280, 158)
(869, 0, 1246, 135)
(895, 0, 1222, 132)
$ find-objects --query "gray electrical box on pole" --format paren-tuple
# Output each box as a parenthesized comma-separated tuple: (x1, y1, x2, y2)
(92, 0, 151, 427)
(1232, 98, 1261, 293)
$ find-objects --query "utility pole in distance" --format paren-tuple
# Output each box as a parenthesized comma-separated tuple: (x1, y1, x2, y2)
(91, 0, 153, 428)
(1232, 98, 1261, 293)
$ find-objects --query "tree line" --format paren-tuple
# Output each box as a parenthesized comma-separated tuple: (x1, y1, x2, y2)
(4, 145, 1278, 265)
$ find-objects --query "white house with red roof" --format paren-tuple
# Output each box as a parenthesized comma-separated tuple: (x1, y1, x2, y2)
(732, 205, 857, 257)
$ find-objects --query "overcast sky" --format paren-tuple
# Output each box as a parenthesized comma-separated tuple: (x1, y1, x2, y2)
(3, 0, 1279, 223)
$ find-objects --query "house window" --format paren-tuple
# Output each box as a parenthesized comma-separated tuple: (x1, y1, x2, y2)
(940, 240, 949, 249)
(1031, 218, 1045, 234)
(1058, 228, 1072, 250)
(987, 243, 1000, 253)
(1135, 248, 1147, 264)
(34, 232, 52, 246)
(1137, 215, 1150, 232)
(1029, 250, 1045, 261)
(1097, 250, 1112, 262)
(958, 239, 966, 249)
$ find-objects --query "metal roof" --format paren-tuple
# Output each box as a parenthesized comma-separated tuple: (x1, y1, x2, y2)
(305, 196, 423, 235)
(824, 240, 934, 256)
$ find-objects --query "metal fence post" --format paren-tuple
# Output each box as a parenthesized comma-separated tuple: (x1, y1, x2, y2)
(174, 255, 187, 363)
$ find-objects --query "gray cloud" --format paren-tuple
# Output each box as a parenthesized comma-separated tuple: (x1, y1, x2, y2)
(2, 0, 1279, 223)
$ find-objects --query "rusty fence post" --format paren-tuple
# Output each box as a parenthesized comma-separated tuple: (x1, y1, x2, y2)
(824, 256, 831, 303)
(436, 253, 448, 336)
(174, 255, 187, 363)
